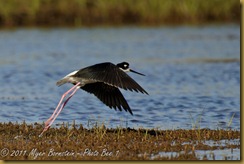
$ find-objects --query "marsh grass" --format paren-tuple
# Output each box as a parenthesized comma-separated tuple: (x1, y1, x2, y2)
(188, 109, 239, 144)
(0, 0, 239, 27)
(0, 122, 240, 160)
(227, 113, 235, 129)
(189, 109, 205, 142)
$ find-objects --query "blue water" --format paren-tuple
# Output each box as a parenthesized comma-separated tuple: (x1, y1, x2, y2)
(0, 25, 240, 130)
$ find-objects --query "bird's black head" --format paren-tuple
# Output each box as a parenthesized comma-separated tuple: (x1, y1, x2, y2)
(117, 62, 145, 76)
(117, 62, 129, 71)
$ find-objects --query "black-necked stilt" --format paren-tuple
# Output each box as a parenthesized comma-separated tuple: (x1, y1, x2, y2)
(39, 62, 148, 136)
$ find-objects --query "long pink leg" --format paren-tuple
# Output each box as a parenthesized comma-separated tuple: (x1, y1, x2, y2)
(45, 82, 81, 126)
(39, 82, 80, 137)
(47, 86, 80, 129)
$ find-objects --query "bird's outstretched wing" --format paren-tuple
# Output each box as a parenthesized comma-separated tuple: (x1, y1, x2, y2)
(73, 62, 148, 94)
(81, 82, 133, 115)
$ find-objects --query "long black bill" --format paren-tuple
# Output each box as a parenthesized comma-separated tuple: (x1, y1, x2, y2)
(130, 69, 145, 76)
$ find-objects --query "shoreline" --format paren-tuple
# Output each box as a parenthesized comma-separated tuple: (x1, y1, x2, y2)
(0, 122, 240, 160)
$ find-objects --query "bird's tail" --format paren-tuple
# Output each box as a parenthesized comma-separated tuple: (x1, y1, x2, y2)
(56, 70, 79, 86)
(56, 78, 68, 86)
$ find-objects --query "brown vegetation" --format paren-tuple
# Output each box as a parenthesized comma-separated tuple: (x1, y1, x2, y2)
(0, 122, 240, 160)
(0, 0, 240, 27)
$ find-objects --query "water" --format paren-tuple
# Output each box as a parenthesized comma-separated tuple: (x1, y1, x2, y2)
(148, 139, 240, 160)
(0, 25, 240, 131)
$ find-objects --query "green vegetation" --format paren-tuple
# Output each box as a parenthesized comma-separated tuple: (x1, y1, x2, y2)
(0, 0, 240, 27)
(0, 122, 240, 160)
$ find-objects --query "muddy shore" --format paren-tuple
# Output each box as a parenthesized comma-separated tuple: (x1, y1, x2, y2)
(0, 122, 240, 160)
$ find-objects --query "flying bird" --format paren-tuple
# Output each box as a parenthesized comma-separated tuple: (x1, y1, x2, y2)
(39, 62, 148, 136)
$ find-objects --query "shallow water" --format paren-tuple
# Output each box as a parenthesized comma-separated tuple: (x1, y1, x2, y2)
(0, 25, 240, 131)
(149, 139, 240, 160)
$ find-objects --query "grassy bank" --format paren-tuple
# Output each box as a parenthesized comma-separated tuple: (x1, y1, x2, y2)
(0, 122, 240, 160)
(0, 0, 240, 27)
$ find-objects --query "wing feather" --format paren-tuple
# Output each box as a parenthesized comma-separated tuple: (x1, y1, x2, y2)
(81, 82, 133, 115)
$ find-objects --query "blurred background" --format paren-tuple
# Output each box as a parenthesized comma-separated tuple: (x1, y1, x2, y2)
(0, 0, 240, 132)
(0, 0, 240, 27)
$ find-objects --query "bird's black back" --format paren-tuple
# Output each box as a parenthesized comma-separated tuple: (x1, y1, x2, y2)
(73, 62, 148, 95)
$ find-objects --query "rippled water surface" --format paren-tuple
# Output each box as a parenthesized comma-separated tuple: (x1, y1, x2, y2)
(0, 25, 240, 130)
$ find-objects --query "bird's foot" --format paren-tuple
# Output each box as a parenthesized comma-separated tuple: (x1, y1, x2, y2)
(39, 124, 50, 137)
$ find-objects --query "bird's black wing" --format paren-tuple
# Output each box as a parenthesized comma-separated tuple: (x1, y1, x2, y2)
(74, 62, 148, 94)
(81, 82, 133, 115)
